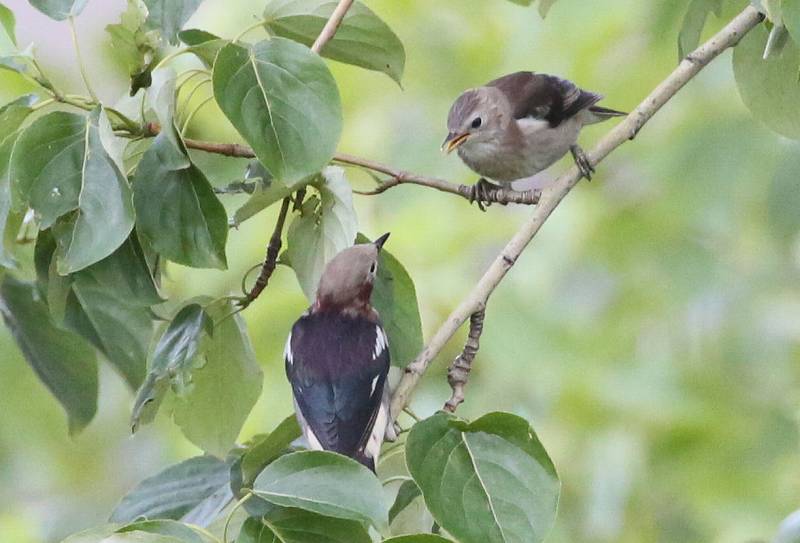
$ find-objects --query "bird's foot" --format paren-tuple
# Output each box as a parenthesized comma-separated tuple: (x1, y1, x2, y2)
(570, 144, 595, 181)
(467, 178, 500, 211)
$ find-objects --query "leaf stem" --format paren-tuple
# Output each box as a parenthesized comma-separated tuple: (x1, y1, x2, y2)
(68, 16, 98, 102)
(223, 491, 252, 543)
(233, 19, 268, 43)
(153, 48, 192, 71)
(181, 96, 214, 135)
(382, 475, 412, 486)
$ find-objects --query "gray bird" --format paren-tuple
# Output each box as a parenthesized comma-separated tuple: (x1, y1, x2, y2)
(443, 71, 626, 206)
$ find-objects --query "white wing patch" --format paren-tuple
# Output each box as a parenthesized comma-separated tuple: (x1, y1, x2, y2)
(283, 331, 293, 366)
(372, 326, 389, 360)
(364, 389, 389, 464)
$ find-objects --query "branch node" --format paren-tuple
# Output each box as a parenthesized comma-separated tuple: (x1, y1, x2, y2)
(238, 197, 291, 308)
(443, 309, 486, 413)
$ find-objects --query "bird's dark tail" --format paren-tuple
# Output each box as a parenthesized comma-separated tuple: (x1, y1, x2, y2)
(585, 105, 627, 124)
(354, 451, 376, 473)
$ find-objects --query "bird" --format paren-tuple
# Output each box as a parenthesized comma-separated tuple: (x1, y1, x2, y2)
(284, 233, 392, 472)
(442, 71, 626, 207)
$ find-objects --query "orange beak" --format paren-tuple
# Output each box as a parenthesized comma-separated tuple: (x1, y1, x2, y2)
(441, 132, 469, 153)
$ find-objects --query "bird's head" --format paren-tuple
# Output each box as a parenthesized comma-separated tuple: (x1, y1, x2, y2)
(315, 233, 390, 312)
(442, 86, 512, 153)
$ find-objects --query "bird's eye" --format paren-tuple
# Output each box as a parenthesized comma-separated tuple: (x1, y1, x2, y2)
(369, 262, 377, 274)
(471, 117, 482, 129)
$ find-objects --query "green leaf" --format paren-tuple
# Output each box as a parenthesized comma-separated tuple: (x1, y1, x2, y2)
(783, 0, 800, 43)
(241, 414, 301, 485)
(133, 132, 228, 269)
(116, 520, 217, 543)
(179, 29, 227, 68)
(0, 276, 97, 434)
(405, 412, 560, 543)
(143, 0, 204, 45)
(381, 536, 454, 543)
(27, 0, 88, 20)
(67, 278, 153, 388)
(0, 96, 33, 268)
(286, 167, 357, 300)
(733, 23, 800, 140)
(15, 109, 135, 273)
(263, 0, 405, 84)
(213, 39, 342, 184)
(110, 455, 230, 523)
(388, 479, 422, 524)
(232, 160, 302, 227)
(0, 94, 36, 130)
(150, 303, 212, 374)
(253, 450, 388, 531)
(172, 299, 263, 457)
(356, 233, 422, 368)
(236, 509, 372, 543)
(106, 0, 161, 95)
(0, 2, 16, 46)
(678, 0, 722, 60)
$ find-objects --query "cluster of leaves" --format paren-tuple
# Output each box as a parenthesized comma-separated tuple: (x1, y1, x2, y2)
(679, 0, 800, 141)
(0, 0, 569, 541)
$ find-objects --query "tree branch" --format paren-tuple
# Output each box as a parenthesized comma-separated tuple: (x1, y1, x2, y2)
(311, 0, 355, 53)
(239, 197, 291, 308)
(388, 5, 765, 422)
(443, 308, 486, 413)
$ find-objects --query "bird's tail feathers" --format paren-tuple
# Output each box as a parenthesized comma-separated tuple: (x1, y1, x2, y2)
(584, 105, 627, 124)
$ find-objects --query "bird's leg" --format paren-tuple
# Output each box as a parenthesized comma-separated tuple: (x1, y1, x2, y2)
(467, 178, 499, 211)
(570, 144, 595, 181)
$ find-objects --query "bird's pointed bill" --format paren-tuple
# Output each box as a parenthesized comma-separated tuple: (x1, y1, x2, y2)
(373, 232, 390, 250)
(442, 132, 469, 153)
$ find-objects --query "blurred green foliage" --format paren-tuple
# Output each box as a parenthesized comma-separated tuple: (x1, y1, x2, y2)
(0, 0, 798, 542)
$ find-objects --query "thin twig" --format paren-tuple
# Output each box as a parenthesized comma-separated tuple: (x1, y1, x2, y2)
(388, 5, 765, 423)
(443, 308, 485, 413)
(311, 0, 355, 53)
(239, 197, 291, 308)
(68, 16, 98, 102)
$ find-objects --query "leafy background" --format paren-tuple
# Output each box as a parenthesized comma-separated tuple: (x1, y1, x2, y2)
(0, 0, 799, 542)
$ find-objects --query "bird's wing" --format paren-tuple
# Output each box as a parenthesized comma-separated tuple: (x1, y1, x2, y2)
(285, 312, 390, 463)
(487, 71, 602, 128)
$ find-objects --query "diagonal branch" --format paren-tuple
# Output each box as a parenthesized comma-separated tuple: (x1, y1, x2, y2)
(388, 5, 765, 422)
(312, 0, 355, 53)
(239, 197, 291, 308)
(443, 308, 486, 413)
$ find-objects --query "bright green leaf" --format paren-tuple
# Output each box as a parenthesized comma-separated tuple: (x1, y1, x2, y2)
(263, 0, 405, 84)
(356, 233, 422, 368)
(733, 23, 800, 140)
(236, 509, 372, 543)
(0, 2, 16, 46)
(133, 133, 228, 269)
(178, 29, 227, 68)
(110, 456, 230, 524)
(213, 39, 342, 184)
(172, 299, 263, 457)
(116, 520, 217, 543)
(106, 0, 160, 95)
(388, 479, 422, 524)
(678, 0, 722, 60)
(143, 0, 204, 45)
(149, 304, 212, 374)
(0, 276, 97, 434)
(406, 412, 560, 543)
(253, 450, 389, 531)
(241, 414, 301, 485)
(287, 167, 358, 300)
(28, 0, 88, 20)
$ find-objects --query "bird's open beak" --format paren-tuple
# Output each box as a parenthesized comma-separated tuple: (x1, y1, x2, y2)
(441, 132, 469, 154)
(373, 232, 390, 251)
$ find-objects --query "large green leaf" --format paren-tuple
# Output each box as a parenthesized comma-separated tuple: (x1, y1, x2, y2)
(405, 412, 560, 543)
(110, 455, 230, 523)
(388, 479, 422, 524)
(356, 233, 422, 368)
(382, 537, 454, 543)
(213, 39, 342, 184)
(677, 0, 722, 60)
(286, 167, 358, 300)
(263, 0, 405, 84)
(172, 299, 263, 457)
(232, 160, 304, 227)
(116, 520, 216, 543)
(28, 0, 88, 20)
(143, 0, 204, 45)
(0, 276, 97, 434)
(133, 132, 228, 269)
(733, 23, 800, 140)
(15, 109, 135, 273)
(253, 450, 388, 531)
(241, 414, 301, 485)
(178, 29, 227, 69)
(236, 509, 372, 543)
